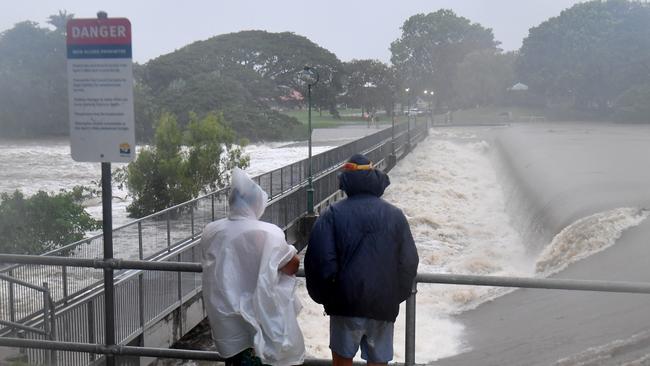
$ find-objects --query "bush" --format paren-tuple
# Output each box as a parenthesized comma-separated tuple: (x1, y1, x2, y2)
(123, 112, 249, 218)
(0, 187, 100, 254)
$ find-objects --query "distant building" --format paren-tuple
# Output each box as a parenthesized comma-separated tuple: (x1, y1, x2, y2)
(508, 82, 529, 91)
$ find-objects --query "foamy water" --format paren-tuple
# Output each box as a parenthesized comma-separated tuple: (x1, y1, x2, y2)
(296, 128, 650, 363)
(0, 139, 332, 228)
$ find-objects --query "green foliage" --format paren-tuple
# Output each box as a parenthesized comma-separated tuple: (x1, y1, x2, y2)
(0, 187, 100, 255)
(143, 30, 344, 123)
(390, 9, 498, 108)
(517, 0, 650, 111)
(454, 50, 517, 108)
(124, 112, 250, 218)
(0, 20, 68, 137)
(342, 60, 397, 115)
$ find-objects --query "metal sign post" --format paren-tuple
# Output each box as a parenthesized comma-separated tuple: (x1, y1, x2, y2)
(66, 11, 134, 366)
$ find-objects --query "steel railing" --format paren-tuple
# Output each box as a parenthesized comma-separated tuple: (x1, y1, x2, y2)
(2, 254, 650, 366)
(0, 120, 419, 328)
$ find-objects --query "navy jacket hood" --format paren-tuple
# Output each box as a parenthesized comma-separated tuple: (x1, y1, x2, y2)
(339, 169, 390, 197)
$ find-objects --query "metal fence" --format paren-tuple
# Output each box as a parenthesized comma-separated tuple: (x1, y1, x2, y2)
(3, 252, 650, 366)
(0, 120, 429, 365)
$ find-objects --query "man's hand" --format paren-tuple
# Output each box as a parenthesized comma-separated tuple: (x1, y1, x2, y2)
(280, 255, 300, 275)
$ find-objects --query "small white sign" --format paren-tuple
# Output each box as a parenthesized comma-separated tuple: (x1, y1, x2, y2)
(67, 18, 135, 162)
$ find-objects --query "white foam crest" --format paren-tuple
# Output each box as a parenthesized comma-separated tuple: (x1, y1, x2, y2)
(551, 330, 650, 366)
(535, 208, 649, 276)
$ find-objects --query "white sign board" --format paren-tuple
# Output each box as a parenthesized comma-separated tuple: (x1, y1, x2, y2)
(67, 18, 135, 162)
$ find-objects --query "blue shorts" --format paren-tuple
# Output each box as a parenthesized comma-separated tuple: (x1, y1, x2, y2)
(329, 316, 394, 363)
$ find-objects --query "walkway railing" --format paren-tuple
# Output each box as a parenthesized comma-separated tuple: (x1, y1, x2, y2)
(0, 119, 428, 365)
(2, 255, 650, 366)
(0, 120, 415, 329)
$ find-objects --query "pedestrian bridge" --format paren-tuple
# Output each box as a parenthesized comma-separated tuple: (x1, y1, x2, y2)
(0, 120, 429, 365)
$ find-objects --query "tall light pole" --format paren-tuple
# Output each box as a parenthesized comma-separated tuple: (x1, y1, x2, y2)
(424, 90, 434, 128)
(299, 66, 319, 214)
(405, 88, 411, 151)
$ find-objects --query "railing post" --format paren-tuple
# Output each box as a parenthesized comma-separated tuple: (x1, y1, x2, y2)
(138, 221, 143, 260)
(211, 194, 215, 221)
(280, 166, 284, 194)
(177, 254, 184, 334)
(8, 269, 15, 327)
(191, 204, 195, 239)
(42, 282, 55, 366)
(87, 299, 95, 362)
(177, 254, 183, 304)
(270, 170, 274, 197)
(167, 211, 171, 251)
(139, 272, 145, 331)
(61, 265, 68, 303)
(405, 281, 417, 366)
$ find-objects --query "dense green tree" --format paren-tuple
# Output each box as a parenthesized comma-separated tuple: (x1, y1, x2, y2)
(0, 188, 100, 254)
(342, 60, 397, 115)
(0, 20, 68, 137)
(517, 0, 650, 111)
(390, 10, 498, 109)
(124, 112, 249, 217)
(454, 50, 517, 108)
(154, 71, 301, 141)
(143, 30, 344, 116)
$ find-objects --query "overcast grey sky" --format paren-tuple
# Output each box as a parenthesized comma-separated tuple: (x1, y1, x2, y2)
(2, 0, 584, 64)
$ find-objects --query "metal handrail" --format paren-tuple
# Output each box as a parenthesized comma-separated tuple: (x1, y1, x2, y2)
(5, 255, 650, 295)
(3, 255, 650, 366)
(0, 121, 410, 274)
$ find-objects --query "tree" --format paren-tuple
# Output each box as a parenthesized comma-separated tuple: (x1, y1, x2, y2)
(143, 30, 344, 117)
(0, 19, 68, 137)
(46, 10, 74, 34)
(124, 112, 249, 217)
(0, 188, 100, 255)
(390, 10, 498, 109)
(454, 50, 517, 108)
(517, 0, 650, 111)
(342, 60, 397, 115)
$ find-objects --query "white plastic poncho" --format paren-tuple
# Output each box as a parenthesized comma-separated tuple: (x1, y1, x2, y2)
(201, 168, 305, 366)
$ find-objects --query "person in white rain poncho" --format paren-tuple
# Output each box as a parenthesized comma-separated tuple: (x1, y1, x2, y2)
(201, 168, 305, 366)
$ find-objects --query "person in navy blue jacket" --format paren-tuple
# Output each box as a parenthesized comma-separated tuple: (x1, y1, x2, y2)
(305, 153, 419, 366)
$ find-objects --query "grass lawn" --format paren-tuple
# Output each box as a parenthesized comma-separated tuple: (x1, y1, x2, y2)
(282, 108, 363, 128)
(446, 106, 548, 124)
(282, 108, 408, 129)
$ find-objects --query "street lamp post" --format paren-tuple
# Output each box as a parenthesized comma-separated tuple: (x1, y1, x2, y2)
(405, 88, 411, 152)
(388, 101, 397, 170)
(299, 66, 319, 215)
(424, 90, 434, 130)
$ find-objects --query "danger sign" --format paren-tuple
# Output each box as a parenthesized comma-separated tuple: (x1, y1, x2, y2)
(66, 18, 135, 162)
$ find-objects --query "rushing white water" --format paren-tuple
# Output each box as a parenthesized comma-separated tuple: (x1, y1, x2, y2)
(0, 138, 332, 228)
(296, 128, 650, 363)
(536, 207, 649, 276)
